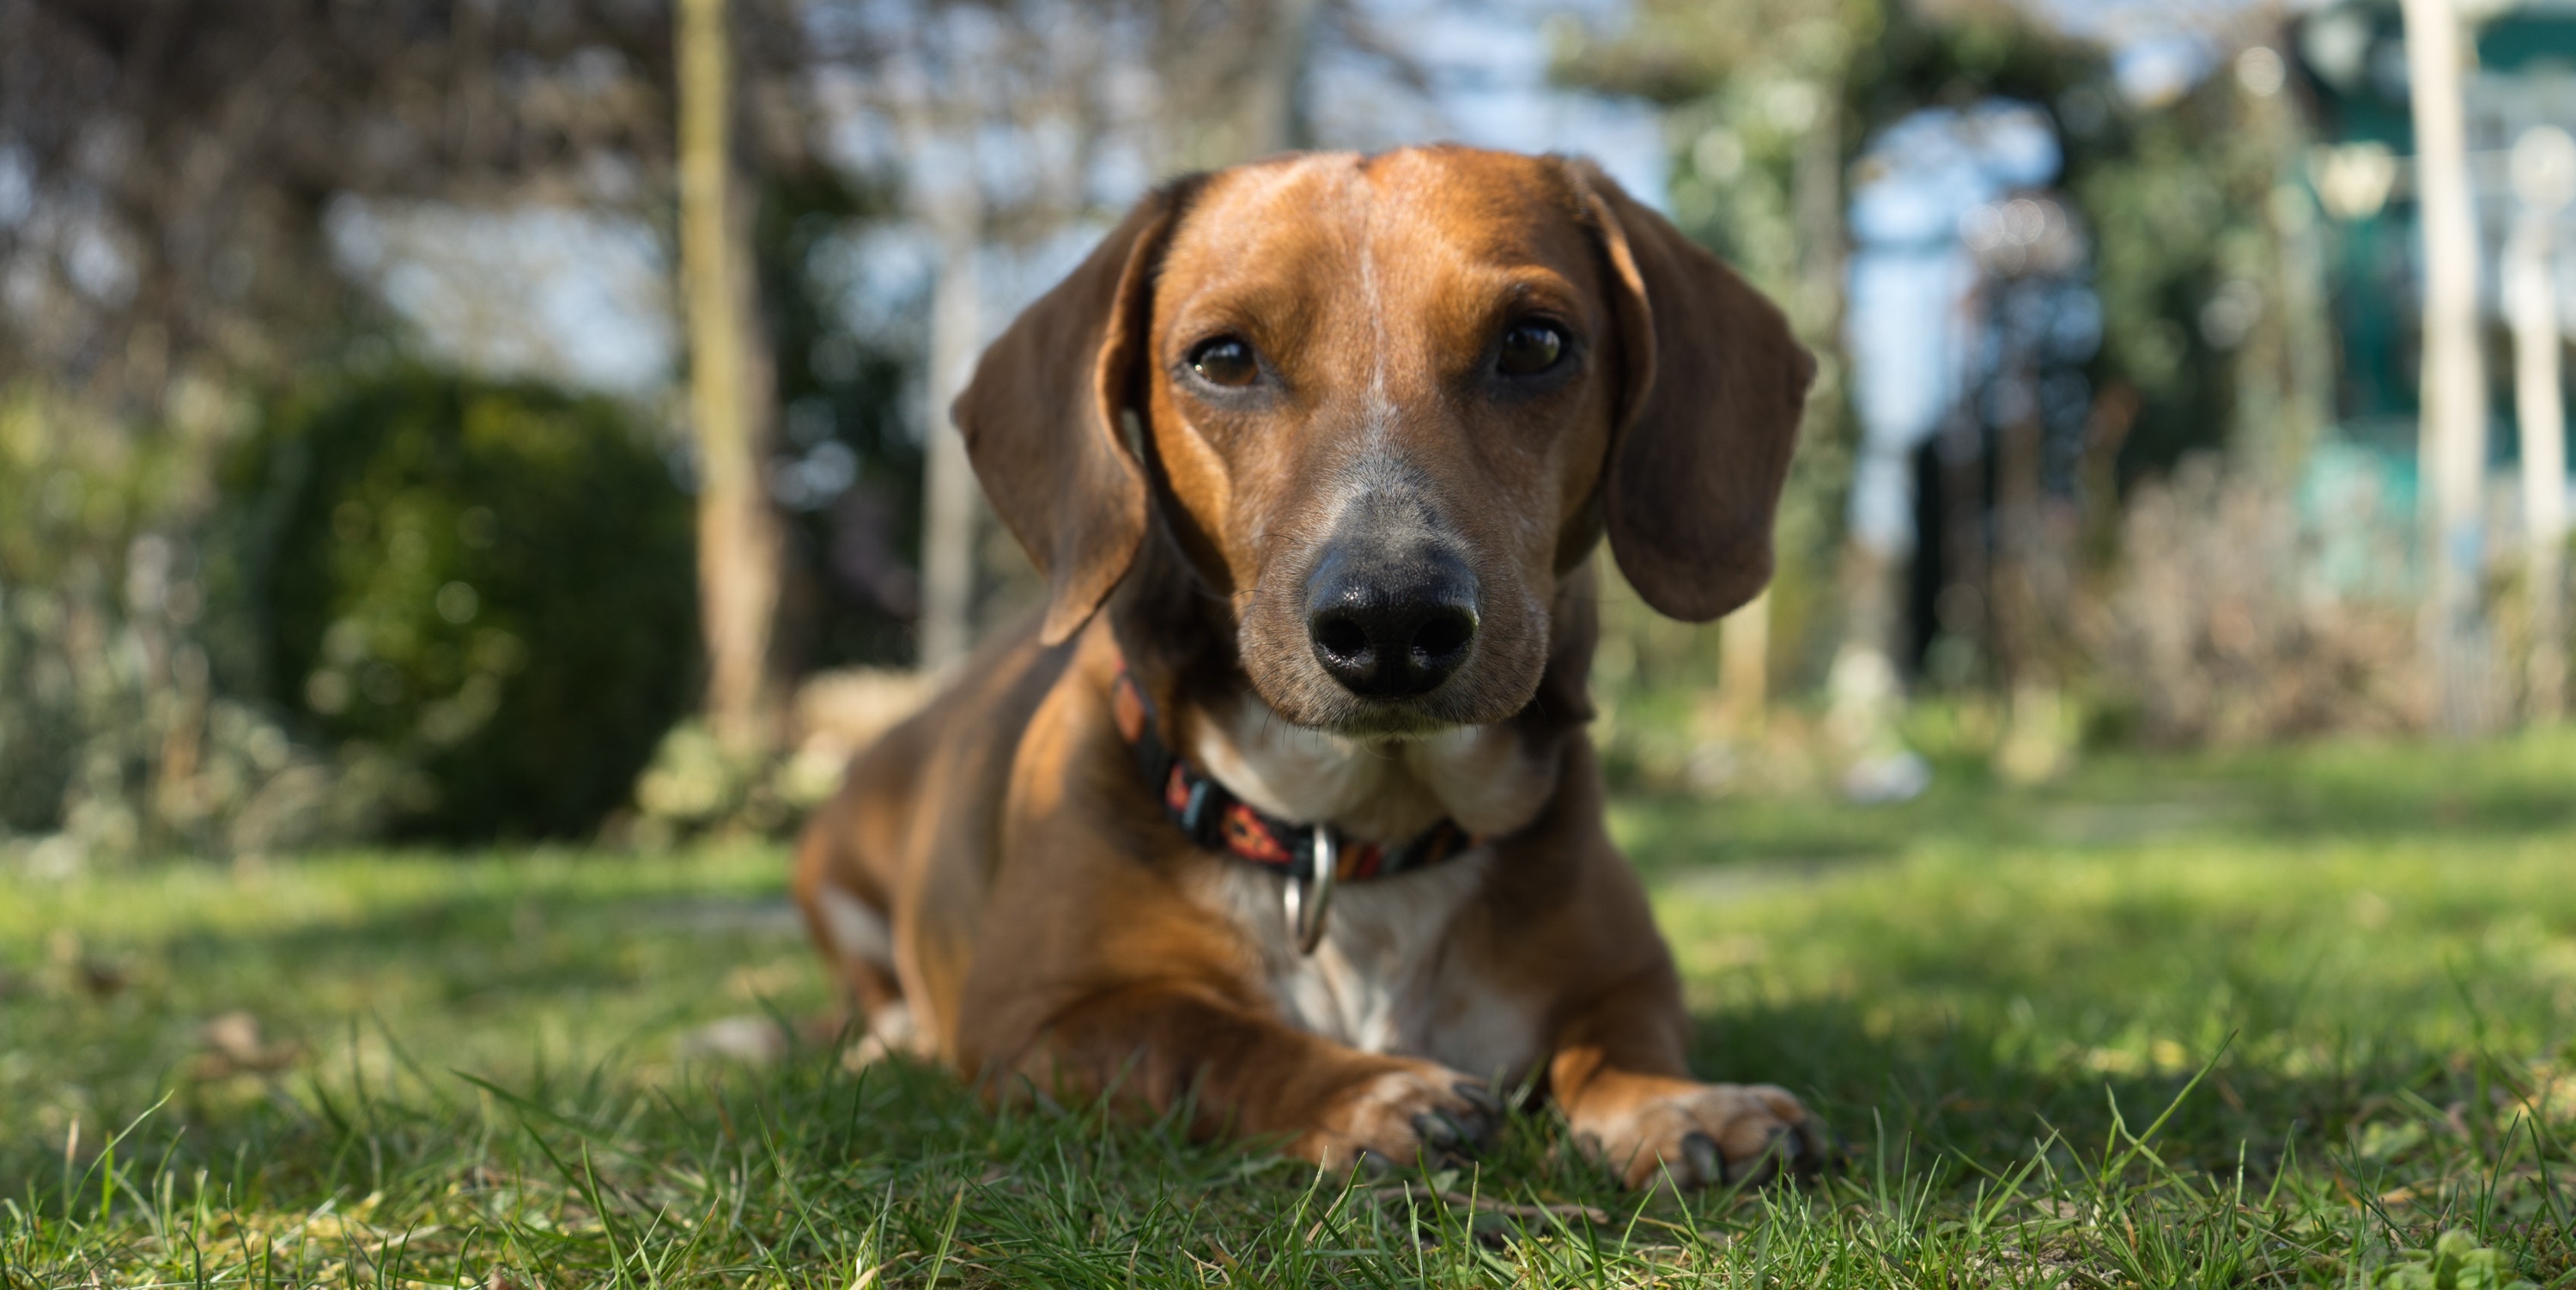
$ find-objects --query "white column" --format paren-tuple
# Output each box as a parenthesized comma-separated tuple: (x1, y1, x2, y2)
(2509, 126, 2574, 721)
(2402, 0, 2494, 734)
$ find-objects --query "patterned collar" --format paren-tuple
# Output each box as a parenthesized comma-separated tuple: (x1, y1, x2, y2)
(1109, 659, 1479, 950)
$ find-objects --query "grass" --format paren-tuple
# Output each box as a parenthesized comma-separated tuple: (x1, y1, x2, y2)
(5, 732, 2576, 1287)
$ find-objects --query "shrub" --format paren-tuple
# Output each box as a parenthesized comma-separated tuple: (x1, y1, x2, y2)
(0, 383, 366, 867)
(2079, 452, 2429, 745)
(227, 369, 696, 840)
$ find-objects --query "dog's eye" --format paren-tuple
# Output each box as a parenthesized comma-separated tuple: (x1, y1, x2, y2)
(1188, 337, 1259, 387)
(1497, 322, 1564, 376)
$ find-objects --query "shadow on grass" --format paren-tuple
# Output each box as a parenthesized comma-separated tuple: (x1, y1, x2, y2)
(0, 878, 817, 1202)
(12, 993, 2570, 1287)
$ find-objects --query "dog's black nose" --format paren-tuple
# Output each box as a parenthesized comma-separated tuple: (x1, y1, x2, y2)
(1305, 548, 1479, 700)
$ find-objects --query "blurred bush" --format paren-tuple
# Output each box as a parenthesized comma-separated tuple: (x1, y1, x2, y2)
(2079, 453, 2428, 745)
(0, 389, 173, 839)
(628, 667, 929, 846)
(223, 369, 697, 840)
(0, 384, 373, 868)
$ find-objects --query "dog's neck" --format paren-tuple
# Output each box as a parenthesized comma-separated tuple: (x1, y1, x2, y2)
(1107, 526, 1596, 845)
(1173, 693, 1556, 843)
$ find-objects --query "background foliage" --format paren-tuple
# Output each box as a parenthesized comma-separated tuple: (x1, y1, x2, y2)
(0, 382, 378, 866)
(0, 388, 202, 844)
(224, 370, 699, 841)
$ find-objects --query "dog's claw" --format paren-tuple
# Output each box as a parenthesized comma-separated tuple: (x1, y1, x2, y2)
(1579, 1080, 1826, 1190)
(1452, 1081, 1502, 1114)
(1682, 1132, 1722, 1186)
(1800, 1123, 1838, 1177)
(1419, 1105, 1498, 1154)
(1413, 1110, 1464, 1149)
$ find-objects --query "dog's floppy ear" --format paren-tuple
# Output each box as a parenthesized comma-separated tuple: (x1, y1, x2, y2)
(953, 180, 1195, 645)
(1562, 159, 1813, 623)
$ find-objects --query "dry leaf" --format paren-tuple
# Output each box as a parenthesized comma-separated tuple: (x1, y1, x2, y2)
(76, 958, 128, 998)
(677, 1014, 788, 1064)
(190, 1011, 301, 1078)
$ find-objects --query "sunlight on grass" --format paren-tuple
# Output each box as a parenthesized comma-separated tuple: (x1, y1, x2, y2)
(5, 735, 2574, 1286)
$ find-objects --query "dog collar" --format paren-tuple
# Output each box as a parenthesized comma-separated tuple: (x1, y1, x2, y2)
(1110, 662, 1479, 953)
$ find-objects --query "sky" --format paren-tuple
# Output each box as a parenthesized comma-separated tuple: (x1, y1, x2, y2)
(1305, 0, 1667, 205)
(1843, 100, 2071, 555)
(2029, 0, 2269, 106)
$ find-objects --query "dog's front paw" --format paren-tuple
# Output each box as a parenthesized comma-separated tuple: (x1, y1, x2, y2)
(1297, 1060, 1501, 1172)
(1571, 1078, 1826, 1190)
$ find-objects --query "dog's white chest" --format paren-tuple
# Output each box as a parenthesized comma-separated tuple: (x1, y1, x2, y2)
(1189, 854, 1544, 1081)
(1174, 695, 1555, 1079)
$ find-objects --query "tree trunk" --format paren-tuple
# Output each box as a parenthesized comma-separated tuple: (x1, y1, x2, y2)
(678, 0, 784, 754)
(1784, 82, 1850, 742)
(2403, 0, 2497, 736)
(1160, 0, 1314, 170)
(1716, 590, 1771, 736)
(1990, 362, 2066, 783)
(916, 192, 984, 674)
(1236, 0, 1315, 158)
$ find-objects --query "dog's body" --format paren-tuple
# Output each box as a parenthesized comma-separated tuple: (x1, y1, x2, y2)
(794, 146, 1824, 1187)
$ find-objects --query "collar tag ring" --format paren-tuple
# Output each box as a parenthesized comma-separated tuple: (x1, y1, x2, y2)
(1288, 828, 1336, 955)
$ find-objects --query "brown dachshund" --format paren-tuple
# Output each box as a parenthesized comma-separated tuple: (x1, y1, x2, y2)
(793, 144, 1825, 1188)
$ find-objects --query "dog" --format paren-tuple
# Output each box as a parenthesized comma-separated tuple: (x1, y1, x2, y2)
(793, 144, 1824, 1188)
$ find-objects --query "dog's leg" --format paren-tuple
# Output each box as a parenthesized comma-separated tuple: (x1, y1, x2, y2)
(792, 818, 921, 1064)
(1548, 966, 1827, 1189)
(993, 987, 1501, 1171)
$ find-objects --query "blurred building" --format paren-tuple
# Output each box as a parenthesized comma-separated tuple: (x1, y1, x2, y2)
(2296, 0, 2576, 508)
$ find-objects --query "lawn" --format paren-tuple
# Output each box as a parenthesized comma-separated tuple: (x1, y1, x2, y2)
(5, 732, 2575, 1287)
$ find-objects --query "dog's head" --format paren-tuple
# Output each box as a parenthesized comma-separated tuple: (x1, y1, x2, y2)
(956, 146, 1811, 737)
